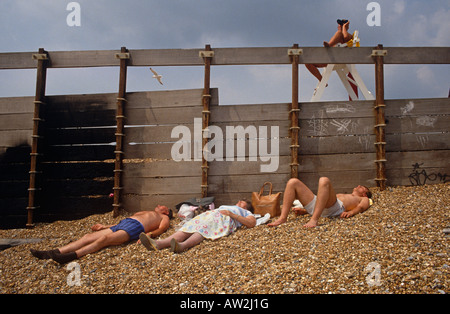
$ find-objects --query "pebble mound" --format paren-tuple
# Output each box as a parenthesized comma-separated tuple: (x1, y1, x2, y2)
(1, 184, 448, 294)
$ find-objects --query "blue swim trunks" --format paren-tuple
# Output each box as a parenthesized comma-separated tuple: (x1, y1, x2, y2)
(110, 218, 145, 241)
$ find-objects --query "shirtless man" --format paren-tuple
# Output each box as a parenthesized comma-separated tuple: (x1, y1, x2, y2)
(268, 177, 371, 228)
(30, 205, 172, 264)
(306, 19, 353, 82)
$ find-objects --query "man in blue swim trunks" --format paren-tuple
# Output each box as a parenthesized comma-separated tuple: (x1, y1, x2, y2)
(30, 205, 172, 264)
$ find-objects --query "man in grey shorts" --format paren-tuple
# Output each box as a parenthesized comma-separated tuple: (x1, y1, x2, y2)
(268, 177, 372, 228)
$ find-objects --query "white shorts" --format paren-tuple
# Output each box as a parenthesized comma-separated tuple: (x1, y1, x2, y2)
(304, 196, 345, 218)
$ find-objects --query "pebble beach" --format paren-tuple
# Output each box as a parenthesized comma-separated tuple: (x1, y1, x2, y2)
(0, 183, 448, 294)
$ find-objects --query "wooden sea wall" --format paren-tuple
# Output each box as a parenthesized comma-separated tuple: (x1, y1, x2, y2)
(0, 94, 116, 227)
(1, 89, 449, 226)
(120, 91, 449, 212)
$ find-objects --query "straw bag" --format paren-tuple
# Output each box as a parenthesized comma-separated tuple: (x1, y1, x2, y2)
(251, 182, 281, 217)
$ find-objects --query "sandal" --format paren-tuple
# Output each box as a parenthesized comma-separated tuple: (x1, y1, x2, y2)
(139, 232, 158, 251)
(170, 238, 182, 253)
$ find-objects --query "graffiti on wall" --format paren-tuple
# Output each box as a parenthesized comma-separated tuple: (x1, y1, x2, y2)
(408, 162, 449, 186)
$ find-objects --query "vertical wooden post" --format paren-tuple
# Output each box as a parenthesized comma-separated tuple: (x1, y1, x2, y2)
(113, 47, 129, 217)
(373, 44, 387, 190)
(27, 48, 49, 228)
(200, 45, 213, 198)
(289, 44, 300, 179)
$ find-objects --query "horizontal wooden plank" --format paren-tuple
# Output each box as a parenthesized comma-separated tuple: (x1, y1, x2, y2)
(0, 145, 31, 163)
(125, 107, 203, 126)
(300, 135, 375, 154)
(0, 198, 28, 211)
(208, 172, 290, 194)
(382, 47, 450, 64)
(127, 88, 217, 108)
(0, 163, 30, 181)
(212, 47, 291, 65)
(41, 178, 113, 196)
(385, 98, 450, 116)
(125, 133, 402, 158)
(0, 52, 37, 69)
(298, 170, 376, 193)
(0, 130, 32, 147)
(209, 193, 258, 208)
(38, 196, 112, 216)
(43, 50, 121, 69)
(46, 111, 116, 128)
(386, 150, 450, 186)
(209, 156, 291, 176)
(298, 153, 375, 173)
(210, 103, 289, 123)
(123, 160, 201, 178)
(0, 197, 28, 212)
(208, 162, 376, 196)
(123, 176, 202, 195)
(124, 142, 174, 159)
(45, 127, 115, 145)
(0, 113, 34, 131)
(300, 132, 449, 154)
(42, 162, 114, 180)
(124, 138, 292, 160)
(0, 96, 34, 114)
(2, 47, 448, 69)
(386, 150, 450, 170)
(386, 115, 449, 134)
(0, 181, 29, 198)
(126, 89, 212, 125)
(46, 93, 117, 111)
(122, 194, 203, 213)
(125, 121, 288, 144)
(386, 133, 450, 152)
(299, 100, 374, 118)
(300, 117, 375, 137)
(121, 154, 377, 202)
(44, 145, 115, 162)
(387, 168, 449, 186)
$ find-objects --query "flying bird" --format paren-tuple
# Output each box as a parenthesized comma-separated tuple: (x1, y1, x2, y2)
(150, 68, 163, 85)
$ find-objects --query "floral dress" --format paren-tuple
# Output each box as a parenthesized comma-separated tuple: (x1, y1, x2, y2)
(178, 205, 253, 240)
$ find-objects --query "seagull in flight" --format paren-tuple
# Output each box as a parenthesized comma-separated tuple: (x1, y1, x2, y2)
(150, 68, 163, 85)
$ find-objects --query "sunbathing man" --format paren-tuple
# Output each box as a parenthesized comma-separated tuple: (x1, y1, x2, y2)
(30, 205, 172, 264)
(305, 19, 353, 82)
(268, 177, 371, 228)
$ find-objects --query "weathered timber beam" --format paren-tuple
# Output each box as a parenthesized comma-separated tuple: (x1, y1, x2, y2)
(1, 47, 449, 69)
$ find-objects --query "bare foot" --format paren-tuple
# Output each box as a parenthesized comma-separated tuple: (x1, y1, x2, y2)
(303, 218, 319, 228)
(268, 218, 286, 227)
(323, 41, 330, 47)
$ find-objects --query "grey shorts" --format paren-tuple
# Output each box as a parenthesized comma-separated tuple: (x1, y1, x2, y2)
(304, 196, 345, 218)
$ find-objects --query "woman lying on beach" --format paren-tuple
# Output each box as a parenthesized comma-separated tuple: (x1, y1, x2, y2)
(139, 200, 255, 253)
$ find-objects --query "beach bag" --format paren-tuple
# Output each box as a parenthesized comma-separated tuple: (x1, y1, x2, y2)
(175, 196, 215, 210)
(251, 182, 281, 217)
(175, 196, 215, 217)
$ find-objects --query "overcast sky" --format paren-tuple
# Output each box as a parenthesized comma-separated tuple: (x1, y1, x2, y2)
(1, 0, 449, 104)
